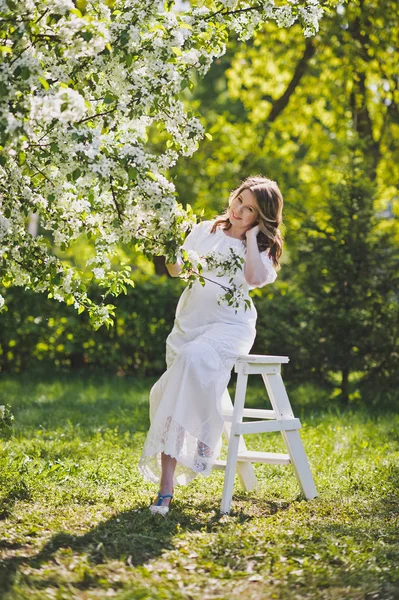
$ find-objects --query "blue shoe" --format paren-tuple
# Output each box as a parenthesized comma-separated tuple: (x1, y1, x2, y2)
(149, 492, 173, 515)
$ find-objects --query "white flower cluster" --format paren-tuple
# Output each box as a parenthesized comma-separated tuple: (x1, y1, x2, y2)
(185, 250, 201, 270)
(0, 215, 10, 242)
(0, 0, 323, 325)
(213, 0, 323, 40)
(203, 248, 245, 277)
(30, 88, 87, 124)
(217, 284, 251, 313)
(177, 245, 248, 313)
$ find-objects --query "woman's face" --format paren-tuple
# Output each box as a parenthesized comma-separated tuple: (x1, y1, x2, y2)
(228, 188, 259, 230)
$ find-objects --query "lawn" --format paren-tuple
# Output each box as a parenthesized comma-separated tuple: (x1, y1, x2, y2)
(0, 372, 398, 600)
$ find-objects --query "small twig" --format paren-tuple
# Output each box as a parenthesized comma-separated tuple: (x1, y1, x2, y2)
(109, 176, 123, 222)
(135, 228, 155, 243)
(27, 161, 54, 186)
(76, 107, 117, 126)
(0, 18, 30, 23)
(189, 269, 232, 292)
(27, 143, 50, 149)
(35, 9, 49, 25)
(9, 43, 30, 67)
(203, 4, 262, 21)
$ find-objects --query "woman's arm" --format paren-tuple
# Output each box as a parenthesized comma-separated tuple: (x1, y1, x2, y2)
(244, 225, 269, 287)
(165, 257, 183, 277)
(166, 222, 202, 277)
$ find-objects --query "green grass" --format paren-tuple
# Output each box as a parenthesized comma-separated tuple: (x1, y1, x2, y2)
(0, 372, 398, 600)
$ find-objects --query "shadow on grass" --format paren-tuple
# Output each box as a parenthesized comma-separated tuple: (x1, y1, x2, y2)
(0, 496, 294, 594)
(2, 372, 399, 596)
(2, 486, 398, 597)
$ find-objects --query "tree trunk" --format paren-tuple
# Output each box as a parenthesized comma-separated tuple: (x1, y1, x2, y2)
(153, 256, 169, 276)
(267, 37, 317, 123)
(341, 366, 350, 404)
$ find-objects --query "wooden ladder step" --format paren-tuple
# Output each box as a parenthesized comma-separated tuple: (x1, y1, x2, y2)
(222, 408, 277, 421)
(237, 354, 290, 364)
(236, 418, 301, 435)
(214, 451, 291, 469)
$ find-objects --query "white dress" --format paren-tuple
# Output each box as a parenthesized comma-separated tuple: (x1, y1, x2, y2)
(138, 219, 277, 486)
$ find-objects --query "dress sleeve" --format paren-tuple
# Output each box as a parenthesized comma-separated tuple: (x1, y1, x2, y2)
(181, 221, 205, 251)
(255, 250, 278, 288)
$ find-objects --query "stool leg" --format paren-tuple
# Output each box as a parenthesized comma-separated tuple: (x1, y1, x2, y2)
(262, 372, 294, 418)
(282, 430, 318, 499)
(263, 372, 317, 499)
(221, 372, 249, 514)
(221, 389, 258, 491)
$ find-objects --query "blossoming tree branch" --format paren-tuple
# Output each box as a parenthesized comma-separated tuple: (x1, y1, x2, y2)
(0, 0, 324, 327)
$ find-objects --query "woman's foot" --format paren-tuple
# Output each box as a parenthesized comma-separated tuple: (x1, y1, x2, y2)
(149, 489, 174, 515)
(149, 453, 177, 514)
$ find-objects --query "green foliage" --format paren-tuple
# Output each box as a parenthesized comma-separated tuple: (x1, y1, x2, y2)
(0, 403, 13, 440)
(0, 374, 398, 598)
(251, 160, 399, 404)
(288, 157, 399, 402)
(173, 1, 399, 219)
(1, 0, 322, 324)
(1, 0, 397, 405)
(0, 274, 184, 376)
(1, 238, 397, 402)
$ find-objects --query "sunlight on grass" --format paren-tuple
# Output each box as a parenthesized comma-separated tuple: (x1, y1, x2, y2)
(0, 373, 398, 599)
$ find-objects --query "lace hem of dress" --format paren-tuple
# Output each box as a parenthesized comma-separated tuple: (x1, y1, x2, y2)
(138, 415, 223, 486)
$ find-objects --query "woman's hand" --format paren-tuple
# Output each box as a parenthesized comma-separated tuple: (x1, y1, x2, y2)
(245, 224, 260, 239)
(165, 257, 183, 277)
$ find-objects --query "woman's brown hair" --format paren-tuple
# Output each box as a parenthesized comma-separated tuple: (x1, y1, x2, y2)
(210, 175, 284, 269)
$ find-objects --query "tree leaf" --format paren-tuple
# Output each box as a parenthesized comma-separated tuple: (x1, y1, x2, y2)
(38, 77, 49, 91)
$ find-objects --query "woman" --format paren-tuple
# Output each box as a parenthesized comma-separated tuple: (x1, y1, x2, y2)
(138, 175, 284, 514)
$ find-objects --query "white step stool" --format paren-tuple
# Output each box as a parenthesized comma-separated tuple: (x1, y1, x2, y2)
(212, 354, 318, 514)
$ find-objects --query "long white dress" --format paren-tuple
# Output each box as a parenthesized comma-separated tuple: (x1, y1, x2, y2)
(138, 219, 277, 486)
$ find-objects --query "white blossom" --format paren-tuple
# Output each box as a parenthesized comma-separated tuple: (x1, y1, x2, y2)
(0, 216, 10, 241)
(185, 250, 201, 269)
(0, 0, 323, 324)
(62, 269, 74, 294)
(92, 267, 105, 279)
(30, 88, 87, 124)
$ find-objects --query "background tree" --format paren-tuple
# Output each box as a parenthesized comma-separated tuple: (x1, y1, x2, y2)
(291, 150, 398, 402)
(0, 0, 325, 325)
(173, 0, 398, 215)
